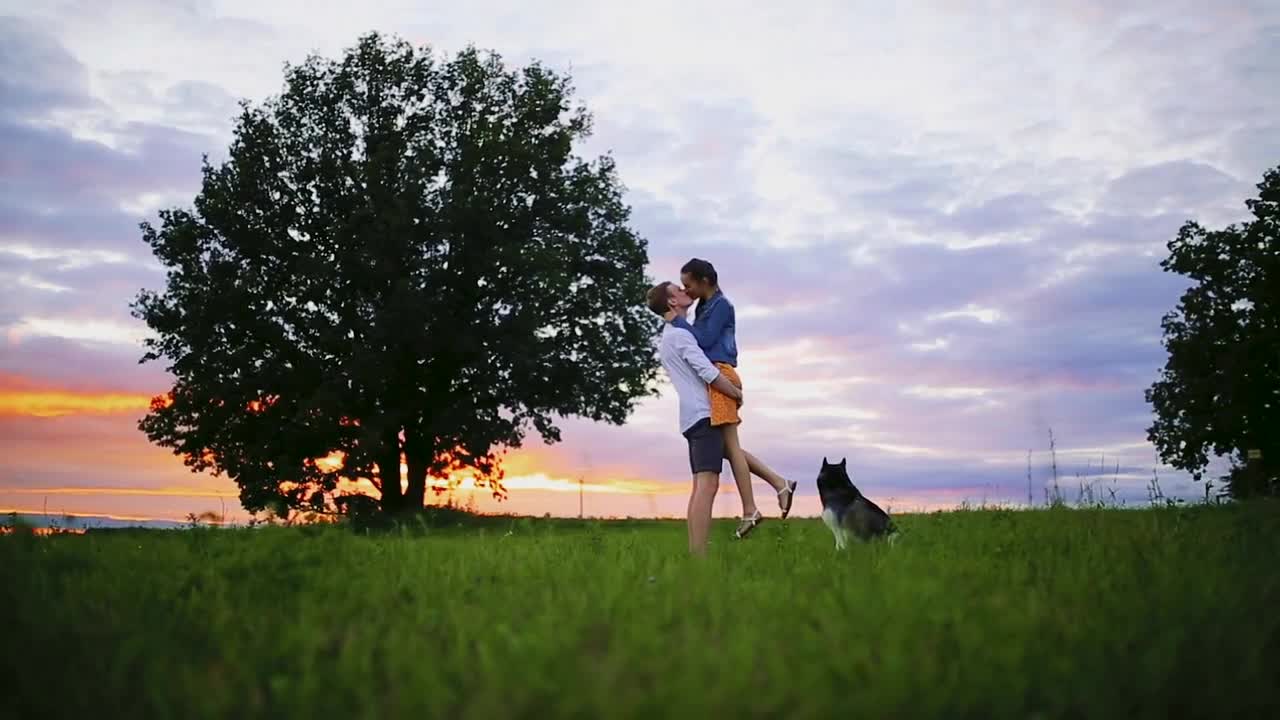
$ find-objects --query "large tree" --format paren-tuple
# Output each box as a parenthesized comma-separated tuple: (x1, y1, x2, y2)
(1146, 165, 1279, 498)
(133, 33, 659, 515)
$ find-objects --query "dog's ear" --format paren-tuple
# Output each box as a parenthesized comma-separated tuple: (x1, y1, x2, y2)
(822, 456, 828, 467)
(839, 457, 847, 467)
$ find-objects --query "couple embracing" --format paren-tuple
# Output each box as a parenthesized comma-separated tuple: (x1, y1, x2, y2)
(647, 259, 798, 555)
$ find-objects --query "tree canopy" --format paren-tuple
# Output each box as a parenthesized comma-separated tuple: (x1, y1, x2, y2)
(1146, 164, 1279, 498)
(133, 33, 660, 515)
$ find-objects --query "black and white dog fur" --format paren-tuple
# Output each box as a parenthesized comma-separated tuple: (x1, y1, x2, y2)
(816, 457, 897, 549)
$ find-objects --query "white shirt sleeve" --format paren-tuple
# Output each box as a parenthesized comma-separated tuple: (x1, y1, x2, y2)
(671, 327, 720, 384)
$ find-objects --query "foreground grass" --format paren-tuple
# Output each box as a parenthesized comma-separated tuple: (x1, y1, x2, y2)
(4, 504, 1279, 719)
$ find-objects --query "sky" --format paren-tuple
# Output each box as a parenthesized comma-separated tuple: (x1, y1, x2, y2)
(2, 0, 1277, 524)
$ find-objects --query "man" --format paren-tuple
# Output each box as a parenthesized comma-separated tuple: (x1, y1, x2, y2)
(647, 280, 743, 555)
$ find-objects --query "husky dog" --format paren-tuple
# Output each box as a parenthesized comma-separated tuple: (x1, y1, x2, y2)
(816, 457, 897, 549)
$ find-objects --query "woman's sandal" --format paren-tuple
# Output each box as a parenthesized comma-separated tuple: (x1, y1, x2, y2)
(734, 510, 763, 539)
(777, 480, 798, 518)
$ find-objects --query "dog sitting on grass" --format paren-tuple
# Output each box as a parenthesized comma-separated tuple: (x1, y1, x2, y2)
(815, 457, 897, 549)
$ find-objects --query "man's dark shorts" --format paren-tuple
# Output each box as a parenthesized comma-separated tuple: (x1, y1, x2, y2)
(683, 418, 724, 475)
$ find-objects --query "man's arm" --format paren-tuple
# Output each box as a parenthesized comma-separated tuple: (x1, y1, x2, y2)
(670, 298, 732, 351)
(672, 327, 742, 401)
(710, 373, 743, 403)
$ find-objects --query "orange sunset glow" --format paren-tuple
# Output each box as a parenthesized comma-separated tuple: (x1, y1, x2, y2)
(0, 371, 1102, 525)
(0, 375, 152, 417)
(0, 375, 720, 524)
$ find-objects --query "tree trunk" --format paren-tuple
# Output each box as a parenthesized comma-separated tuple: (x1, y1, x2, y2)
(404, 455, 428, 510)
(378, 428, 404, 514)
(403, 427, 431, 510)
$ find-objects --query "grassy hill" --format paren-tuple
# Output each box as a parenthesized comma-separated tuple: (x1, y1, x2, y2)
(4, 503, 1278, 718)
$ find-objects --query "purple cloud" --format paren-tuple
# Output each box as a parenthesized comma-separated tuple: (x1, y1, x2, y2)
(0, 16, 95, 117)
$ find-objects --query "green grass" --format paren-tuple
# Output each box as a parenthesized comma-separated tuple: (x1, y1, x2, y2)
(4, 503, 1280, 719)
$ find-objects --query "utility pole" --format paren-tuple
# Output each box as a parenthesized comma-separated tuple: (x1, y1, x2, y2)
(578, 451, 590, 519)
(1026, 450, 1033, 508)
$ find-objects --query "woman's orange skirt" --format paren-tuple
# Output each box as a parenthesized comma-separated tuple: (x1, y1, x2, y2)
(708, 362, 742, 426)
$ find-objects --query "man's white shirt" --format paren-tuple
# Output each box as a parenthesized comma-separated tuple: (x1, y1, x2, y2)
(659, 322, 721, 434)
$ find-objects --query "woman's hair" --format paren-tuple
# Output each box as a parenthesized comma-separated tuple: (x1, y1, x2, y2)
(680, 258, 717, 286)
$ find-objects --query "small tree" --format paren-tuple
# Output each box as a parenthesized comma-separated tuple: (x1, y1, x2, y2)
(1146, 165, 1280, 498)
(133, 33, 659, 515)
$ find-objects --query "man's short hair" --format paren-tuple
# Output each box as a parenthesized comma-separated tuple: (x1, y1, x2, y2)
(680, 258, 718, 285)
(646, 281, 674, 315)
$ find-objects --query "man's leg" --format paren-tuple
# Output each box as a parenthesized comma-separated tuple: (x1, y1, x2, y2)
(687, 471, 719, 555)
(683, 418, 724, 554)
(721, 424, 757, 517)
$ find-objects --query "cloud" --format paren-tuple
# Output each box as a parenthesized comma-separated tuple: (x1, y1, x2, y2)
(97, 72, 241, 131)
(0, 20, 219, 362)
(0, 16, 221, 229)
(1103, 161, 1243, 215)
(0, 250, 165, 359)
(0, 16, 95, 117)
(0, 118, 215, 256)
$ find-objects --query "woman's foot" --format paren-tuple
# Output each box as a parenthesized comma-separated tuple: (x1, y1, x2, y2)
(777, 480, 798, 518)
(734, 510, 763, 539)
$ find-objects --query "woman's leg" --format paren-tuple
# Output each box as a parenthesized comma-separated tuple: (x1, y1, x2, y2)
(721, 423, 757, 517)
(741, 449, 787, 492)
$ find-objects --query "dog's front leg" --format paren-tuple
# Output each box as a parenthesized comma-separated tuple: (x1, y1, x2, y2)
(822, 508, 845, 550)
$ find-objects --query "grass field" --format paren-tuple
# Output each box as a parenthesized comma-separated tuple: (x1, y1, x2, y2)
(5, 503, 1280, 719)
